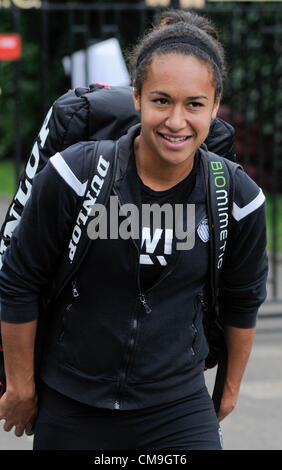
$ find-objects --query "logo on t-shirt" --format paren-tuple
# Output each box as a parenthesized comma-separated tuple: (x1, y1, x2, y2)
(197, 218, 209, 243)
(140, 227, 173, 266)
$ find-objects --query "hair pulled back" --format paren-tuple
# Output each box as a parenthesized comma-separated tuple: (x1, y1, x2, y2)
(128, 9, 226, 102)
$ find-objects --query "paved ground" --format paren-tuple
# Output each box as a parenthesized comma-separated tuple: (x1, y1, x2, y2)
(0, 194, 281, 451)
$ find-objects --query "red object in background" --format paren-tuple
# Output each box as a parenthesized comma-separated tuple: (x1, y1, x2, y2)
(0, 34, 21, 61)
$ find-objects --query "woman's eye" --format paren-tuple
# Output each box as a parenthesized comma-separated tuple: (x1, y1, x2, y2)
(154, 98, 168, 105)
(189, 102, 204, 108)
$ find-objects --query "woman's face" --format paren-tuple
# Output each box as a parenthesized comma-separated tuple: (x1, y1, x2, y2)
(133, 53, 220, 169)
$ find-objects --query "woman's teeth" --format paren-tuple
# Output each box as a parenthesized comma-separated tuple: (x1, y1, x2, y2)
(162, 134, 189, 142)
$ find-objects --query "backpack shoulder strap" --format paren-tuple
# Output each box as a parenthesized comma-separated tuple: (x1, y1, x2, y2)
(203, 150, 242, 307)
(46, 138, 118, 305)
(200, 148, 243, 414)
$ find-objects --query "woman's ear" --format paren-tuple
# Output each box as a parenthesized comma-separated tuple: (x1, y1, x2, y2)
(211, 96, 221, 120)
(133, 87, 141, 112)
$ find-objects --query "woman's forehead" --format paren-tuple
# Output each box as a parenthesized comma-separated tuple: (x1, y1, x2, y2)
(142, 53, 215, 97)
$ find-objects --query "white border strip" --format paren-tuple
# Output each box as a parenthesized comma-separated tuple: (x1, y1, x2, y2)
(50, 152, 87, 196)
(232, 188, 265, 221)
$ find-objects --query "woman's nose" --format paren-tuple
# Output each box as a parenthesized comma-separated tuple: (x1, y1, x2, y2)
(165, 105, 186, 131)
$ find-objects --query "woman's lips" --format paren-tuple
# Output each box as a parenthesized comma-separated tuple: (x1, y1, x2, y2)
(157, 131, 193, 148)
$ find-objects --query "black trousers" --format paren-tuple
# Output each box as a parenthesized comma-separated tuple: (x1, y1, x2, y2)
(33, 382, 223, 450)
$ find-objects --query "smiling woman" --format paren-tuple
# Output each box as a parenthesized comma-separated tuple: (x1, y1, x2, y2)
(0, 8, 268, 451)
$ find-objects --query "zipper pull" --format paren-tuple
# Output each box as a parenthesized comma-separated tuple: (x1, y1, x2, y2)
(72, 280, 79, 298)
(140, 293, 152, 314)
(200, 295, 208, 312)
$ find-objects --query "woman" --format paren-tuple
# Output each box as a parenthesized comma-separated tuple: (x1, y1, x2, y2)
(0, 9, 268, 450)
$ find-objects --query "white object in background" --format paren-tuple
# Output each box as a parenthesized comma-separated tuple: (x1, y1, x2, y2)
(62, 37, 131, 88)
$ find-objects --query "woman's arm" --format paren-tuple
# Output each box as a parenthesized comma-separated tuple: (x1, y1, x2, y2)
(217, 324, 256, 422)
(217, 169, 268, 420)
(0, 142, 91, 436)
(0, 320, 38, 436)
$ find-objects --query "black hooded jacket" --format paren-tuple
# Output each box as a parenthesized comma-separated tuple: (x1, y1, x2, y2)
(0, 124, 268, 410)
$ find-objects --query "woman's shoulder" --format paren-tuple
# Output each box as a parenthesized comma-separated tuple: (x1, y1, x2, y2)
(211, 153, 265, 222)
(199, 147, 265, 222)
(232, 167, 265, 222)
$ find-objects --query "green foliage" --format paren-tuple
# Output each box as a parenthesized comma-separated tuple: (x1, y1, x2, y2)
(202, 3, 282, 190)
(0, 159, 16, 195)
(265, 193, 282, 255)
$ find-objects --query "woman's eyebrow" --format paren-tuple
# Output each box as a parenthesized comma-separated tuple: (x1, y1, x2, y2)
(149, 91, 171, 97)
(188, 95, 208, 100)
(149, 91, 208, 100)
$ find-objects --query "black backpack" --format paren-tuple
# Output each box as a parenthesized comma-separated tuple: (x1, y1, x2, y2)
(0, 83, 239, 414)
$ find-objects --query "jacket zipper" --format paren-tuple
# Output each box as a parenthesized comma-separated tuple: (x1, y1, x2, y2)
(113, 240, 178, 408)
(114, 313, 140, 410)
(139, 293, 151, 314)
(113, 259, 176, 409)
(72, 279, 79, 298)
(112, 186, 182, 409)
(113, 188, 148, 408)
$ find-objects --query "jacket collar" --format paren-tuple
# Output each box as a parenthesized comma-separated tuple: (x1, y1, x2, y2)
(114, 123, 141, 185)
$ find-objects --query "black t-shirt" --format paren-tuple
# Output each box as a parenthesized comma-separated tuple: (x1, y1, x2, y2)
(136, 155, 199, 292)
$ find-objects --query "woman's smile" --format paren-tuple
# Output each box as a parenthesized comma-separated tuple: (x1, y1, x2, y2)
(156, 131, 194, 149)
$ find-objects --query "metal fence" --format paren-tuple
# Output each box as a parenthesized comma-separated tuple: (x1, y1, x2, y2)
(0, 1, 281, 310)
